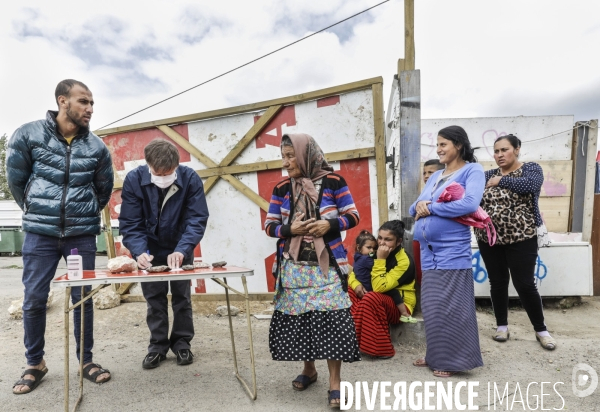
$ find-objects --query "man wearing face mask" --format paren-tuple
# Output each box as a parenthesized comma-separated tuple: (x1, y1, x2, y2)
(119, 139, 209, 369)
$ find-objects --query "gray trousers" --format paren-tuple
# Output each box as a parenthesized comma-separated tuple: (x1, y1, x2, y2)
(141, 271, 194, 355)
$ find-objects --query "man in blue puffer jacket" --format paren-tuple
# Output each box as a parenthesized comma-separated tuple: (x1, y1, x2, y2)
(7, 79, 114, 394)
(119, 139, 209, 370)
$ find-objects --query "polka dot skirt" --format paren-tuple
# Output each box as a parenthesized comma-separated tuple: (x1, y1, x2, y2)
(269, 308, 361, 362)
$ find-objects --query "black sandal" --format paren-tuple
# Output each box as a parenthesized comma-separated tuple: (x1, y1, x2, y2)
(292, 373, 318, 391)
(82, 363, 111, 384)
(13, 367, 48, 395)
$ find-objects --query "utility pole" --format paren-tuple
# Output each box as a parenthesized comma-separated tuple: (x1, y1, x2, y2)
(396, 0, 421, 247)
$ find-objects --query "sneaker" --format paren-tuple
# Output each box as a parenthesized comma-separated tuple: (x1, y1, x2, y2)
(142, 352, 166, 369)
(176, 349, 194, 366)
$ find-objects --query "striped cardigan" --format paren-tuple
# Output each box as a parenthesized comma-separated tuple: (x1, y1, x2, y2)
(265, 173, 360, 285)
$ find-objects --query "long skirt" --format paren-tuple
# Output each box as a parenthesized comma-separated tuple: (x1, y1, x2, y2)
(421, 269, 483, 371)
(268, 259, 361, 362)
(348, 288, 401, 358)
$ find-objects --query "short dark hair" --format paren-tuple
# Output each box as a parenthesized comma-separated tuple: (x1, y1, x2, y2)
(438, 125, 478, 163)
(378, 220, 406, 244)
(144, 139, 180, 172)
(355, 230, 376, 252)
(424, 159, 444, 169)
(494, 134, 521, 149)
(55, 79, 90, 106)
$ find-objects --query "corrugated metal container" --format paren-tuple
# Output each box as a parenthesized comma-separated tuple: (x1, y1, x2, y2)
(0, 200, 22, 227)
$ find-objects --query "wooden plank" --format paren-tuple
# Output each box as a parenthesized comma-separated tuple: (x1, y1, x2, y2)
(372, 82, 388, 225)
(158, 125, 269, 211)
(539, 197, 570, 232)
(404, 0, 415, 70)
(122, 293, 275, 303)
(568, 127, 579, 231)
(197, 147, 375, 178)
(591, 194, 600, 295)
(157, 125, 218, 168)
(101, 206, 116, 260)
(114, 147, 375, 191)
(398, 58, 406, 74)
(220, 174, 270, 211)
(219, 105, 283, 167)
(582, 120, 598, 242)
(95, 77, 384, 136)
(203, 105, 283, 196)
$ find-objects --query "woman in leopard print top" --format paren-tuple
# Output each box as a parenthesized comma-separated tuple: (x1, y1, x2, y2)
(475, 134, 556, 351)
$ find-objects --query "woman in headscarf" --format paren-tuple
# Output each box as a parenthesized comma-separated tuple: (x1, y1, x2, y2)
(265, 134, 361, 408)
(476, 134, 556, 350)
(409, 125, 485, 378)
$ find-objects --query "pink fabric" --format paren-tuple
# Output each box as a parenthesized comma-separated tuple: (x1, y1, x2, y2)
(437, 182, 497, 246)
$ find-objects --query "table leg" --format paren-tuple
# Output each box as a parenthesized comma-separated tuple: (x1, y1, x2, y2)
(241, 275, 257, 400)
(223, 278, 239, 375)
(73, 286, 85, 411)
(64, 287, 70, 412)
(210, 276, 258, 400)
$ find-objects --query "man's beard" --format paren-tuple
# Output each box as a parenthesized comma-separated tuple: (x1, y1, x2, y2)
(66, 103, 90, 128)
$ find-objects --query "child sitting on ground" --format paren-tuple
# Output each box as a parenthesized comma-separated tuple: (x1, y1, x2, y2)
(353, 229, 417, 323)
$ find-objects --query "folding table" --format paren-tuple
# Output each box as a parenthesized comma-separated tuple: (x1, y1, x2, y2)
(52, 266, 256, 412)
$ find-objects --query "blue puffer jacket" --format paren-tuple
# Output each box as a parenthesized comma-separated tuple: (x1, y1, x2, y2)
(6, 111, 114, 238)
(118, 164, 209, 262)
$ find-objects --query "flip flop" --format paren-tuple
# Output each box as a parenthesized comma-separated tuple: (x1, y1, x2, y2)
(413, 357, 429, 367)
(292, 373, 318, 391)
(13, 367, 48, 395)
(433, 370, 458, 378)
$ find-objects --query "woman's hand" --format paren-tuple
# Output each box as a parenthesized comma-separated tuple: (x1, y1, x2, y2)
(377, 245, 393, 259)
(306, 220, 330, 238)
(290, 212, 315, 235)
(355, 284, 367, 299)
(486, 176, 502, 188)
(414, 200, 432, 221)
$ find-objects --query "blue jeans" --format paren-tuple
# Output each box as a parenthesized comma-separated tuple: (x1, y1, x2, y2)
(21, 232, 97, 365)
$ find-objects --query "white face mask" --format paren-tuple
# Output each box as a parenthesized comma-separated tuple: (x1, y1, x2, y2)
(151, 170, 177, 188)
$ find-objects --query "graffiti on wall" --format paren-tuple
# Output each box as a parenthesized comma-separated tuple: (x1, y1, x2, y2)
(471, 250, 548, 284)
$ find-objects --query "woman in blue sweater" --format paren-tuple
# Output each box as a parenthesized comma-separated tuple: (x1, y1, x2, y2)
(410, 125, 485, 378)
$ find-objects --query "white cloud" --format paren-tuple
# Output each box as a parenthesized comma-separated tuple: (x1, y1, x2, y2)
(0, 0, 598, 137)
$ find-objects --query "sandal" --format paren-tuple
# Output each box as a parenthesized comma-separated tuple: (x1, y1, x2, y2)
(328, 389, 344, 409)
(536, 334, 557, 351)
(13, 367, 48, 395)
(400, 315, 418, 323)
(292, 373, 318, 391)
(413, 357, 429, 367)
(82, 363, 111, 384)
(433, 370, 458, 378)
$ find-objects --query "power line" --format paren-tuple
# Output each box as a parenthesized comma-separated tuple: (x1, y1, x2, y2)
(97, 0, 390, 130)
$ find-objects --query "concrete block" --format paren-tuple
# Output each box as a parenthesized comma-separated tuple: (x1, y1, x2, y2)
(216, 305, 240, 316)
(390, 319, 427, 348)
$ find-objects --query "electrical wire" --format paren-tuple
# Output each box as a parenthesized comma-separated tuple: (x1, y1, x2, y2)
(97, 0, 390, 130)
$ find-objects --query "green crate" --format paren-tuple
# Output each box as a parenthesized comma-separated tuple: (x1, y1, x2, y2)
(96, 229, 119, 253)
(0, 229, 21, 253)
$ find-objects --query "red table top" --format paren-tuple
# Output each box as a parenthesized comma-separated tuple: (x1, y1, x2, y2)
(53, 266, 253, 286)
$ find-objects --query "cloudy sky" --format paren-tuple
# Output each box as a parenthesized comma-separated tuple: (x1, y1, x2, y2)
(1, 0, 599, 137)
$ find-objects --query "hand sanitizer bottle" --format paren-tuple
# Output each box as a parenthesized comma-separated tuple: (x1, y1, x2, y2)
(67, 248, 83, 280)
